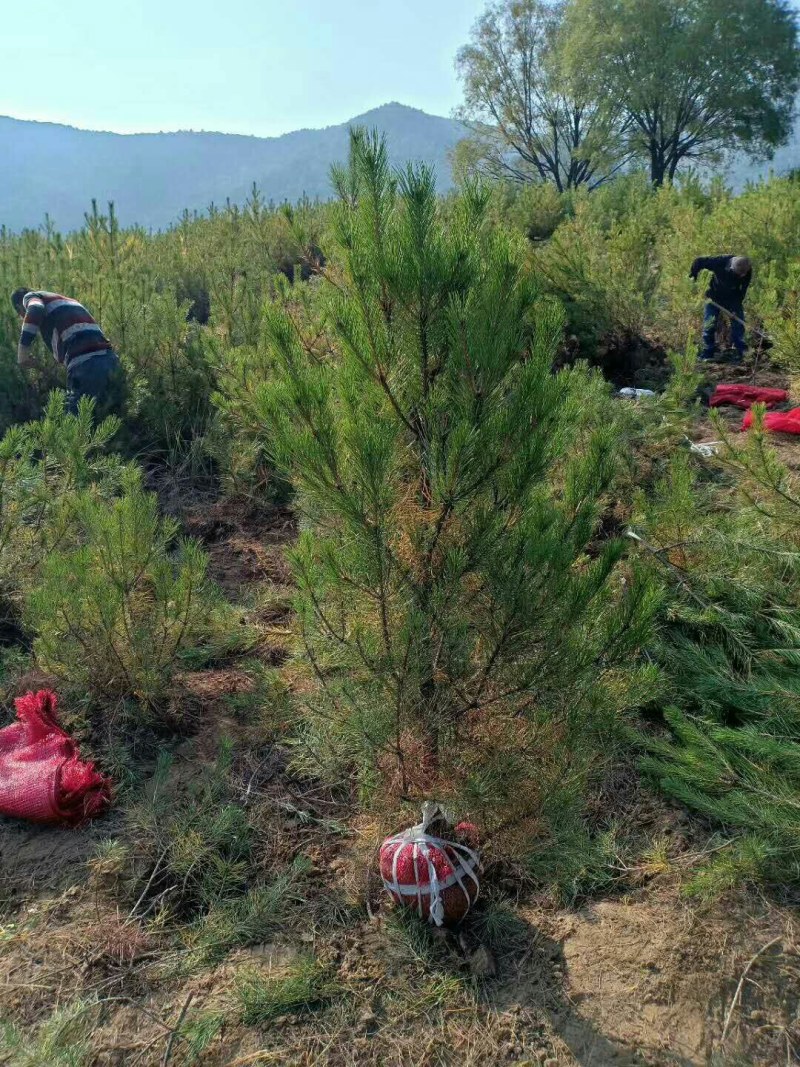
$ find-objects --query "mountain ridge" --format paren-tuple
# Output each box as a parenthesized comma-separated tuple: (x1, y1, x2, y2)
(1, 102, 797, 234)
(1, 101, 436, 141)
(0, 103, 466, 233)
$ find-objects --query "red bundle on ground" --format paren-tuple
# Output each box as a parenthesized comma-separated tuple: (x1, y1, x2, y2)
(742, 407, 800, 435)
(380, 807, 481, 926)
(0, 690, 111, 827)
(710, 384, 789, 410)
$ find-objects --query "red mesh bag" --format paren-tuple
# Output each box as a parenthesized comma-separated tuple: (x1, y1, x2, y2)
(380, 806, 481, 926)
(742, 407, 800, 435)
(711, 385, 789, 410)
(0, 690, 111, 827)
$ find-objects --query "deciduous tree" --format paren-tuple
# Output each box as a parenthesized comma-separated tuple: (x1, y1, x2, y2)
(455, 0, 629, 191)
(562, 0, 800, 185)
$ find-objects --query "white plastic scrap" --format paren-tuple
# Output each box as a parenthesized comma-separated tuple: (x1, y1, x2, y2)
(618, 387, 656, 399)
(685, 435, 722, 458)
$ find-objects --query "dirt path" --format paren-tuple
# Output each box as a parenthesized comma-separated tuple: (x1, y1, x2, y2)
(537, 892, 797, 1065)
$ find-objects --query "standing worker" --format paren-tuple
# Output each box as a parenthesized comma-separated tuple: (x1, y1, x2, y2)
(689, 255, 752, 363)
(11, 288, 121, 416)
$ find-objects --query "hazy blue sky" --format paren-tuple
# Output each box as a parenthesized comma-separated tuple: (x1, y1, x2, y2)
(1, 0, 486, 135)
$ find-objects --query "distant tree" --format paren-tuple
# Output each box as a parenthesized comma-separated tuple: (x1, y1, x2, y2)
(562, 0, 800, 186)
(454, 0, 629, 191)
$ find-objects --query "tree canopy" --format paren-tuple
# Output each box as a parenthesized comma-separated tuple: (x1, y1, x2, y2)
(562, 0, 800, 185)
(454, 0, 629, 191)
(456, 0, 800, 188)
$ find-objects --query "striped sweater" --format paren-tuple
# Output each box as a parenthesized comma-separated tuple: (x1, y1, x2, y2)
(17, 291, 112, 368)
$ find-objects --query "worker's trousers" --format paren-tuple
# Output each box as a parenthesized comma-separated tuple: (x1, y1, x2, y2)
(66, 350, 122, 418)
(702, 302, 746, 359)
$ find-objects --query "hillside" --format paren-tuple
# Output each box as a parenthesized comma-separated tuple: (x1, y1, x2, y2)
(0, 103, 465, 232)
(2, 102, 796, 234)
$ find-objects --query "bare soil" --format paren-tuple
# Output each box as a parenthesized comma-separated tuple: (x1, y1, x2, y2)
(2, 814, 797, 1065)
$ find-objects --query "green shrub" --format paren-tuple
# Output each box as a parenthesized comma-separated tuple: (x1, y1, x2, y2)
(758, 260, 800, 375)
(122, 745, 308, 965)
(630, 431, 800, 892)
(524, 173, 800, 357)
(0, 999, 97, 1067)
(0, 191, 330, 459)
(207, 285, 312, 505)
(0, 395, 128, 630)
(168, 1010, 226, 1066)
(483, 180, 575, 242)
(528, 810, 620, 904)
(25, 469, 217, 707)
(120, 748, 254, 914)
(641, 709, 800, 892)
(191, 873, 308, 966)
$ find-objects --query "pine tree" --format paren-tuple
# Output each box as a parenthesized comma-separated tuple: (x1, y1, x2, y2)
(26, 471, 215, 708)
(0, 394, 128, 613)
(633, 444, 800, 892)
(641, 707, 800, 892)
(257, 130, 659, 824)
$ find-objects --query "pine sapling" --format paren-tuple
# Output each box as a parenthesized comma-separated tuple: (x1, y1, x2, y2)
(258, 129, 659, 828)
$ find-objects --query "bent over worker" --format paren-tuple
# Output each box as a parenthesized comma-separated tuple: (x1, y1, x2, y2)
(689, 255, 752, 363)
(12, 288, 121, 416)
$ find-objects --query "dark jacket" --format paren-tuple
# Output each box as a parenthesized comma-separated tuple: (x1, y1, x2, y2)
(689, 255, 751, 310)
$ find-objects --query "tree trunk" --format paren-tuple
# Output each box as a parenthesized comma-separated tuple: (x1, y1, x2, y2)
(667, 151, 682, 182)
(650, 147, 667, 186)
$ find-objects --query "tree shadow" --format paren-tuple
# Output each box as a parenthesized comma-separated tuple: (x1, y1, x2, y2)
(385, 900, 700, 1067)
(475, 908, 676, 1066)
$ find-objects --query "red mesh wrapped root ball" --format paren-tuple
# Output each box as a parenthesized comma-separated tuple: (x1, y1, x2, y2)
(380, 808, 481, 926)
(0, 690, 111, 827)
